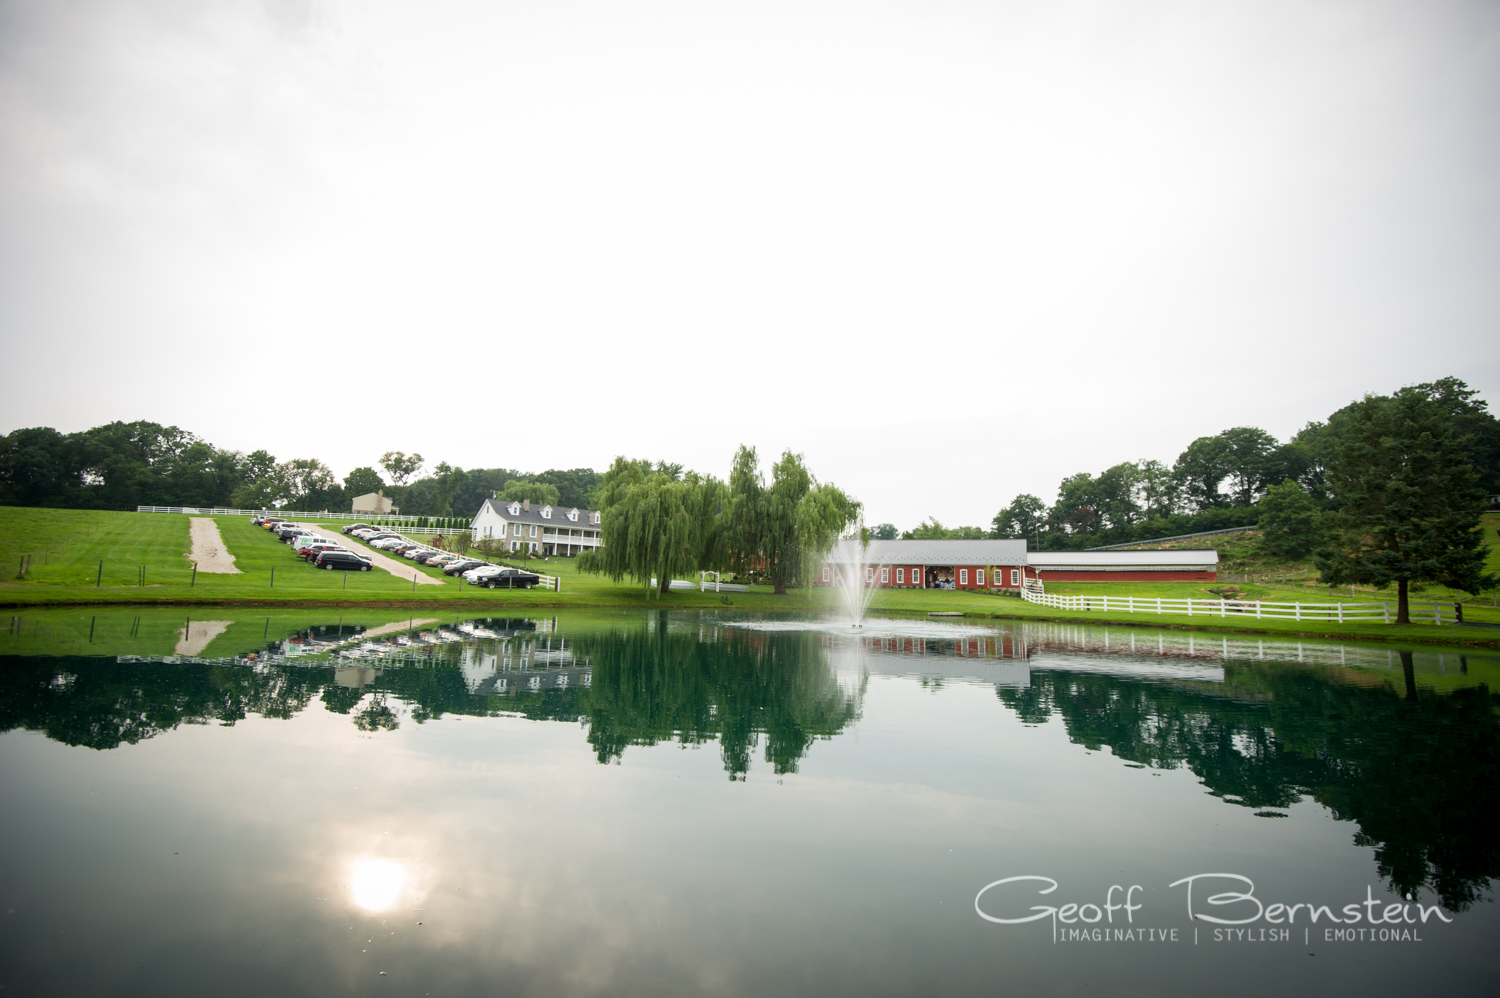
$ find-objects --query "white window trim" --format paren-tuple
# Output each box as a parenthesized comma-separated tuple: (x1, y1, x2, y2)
(976, 569, 985, 586)
(959, 569, 968, 585)
(896, 568, 904, 584)
(880, 567, 889, 584)
(1010, 568, 1020, 587)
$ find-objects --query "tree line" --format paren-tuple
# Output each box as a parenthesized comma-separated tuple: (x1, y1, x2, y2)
(0, 421, 600, 518)
(878, 376, 1499, 553)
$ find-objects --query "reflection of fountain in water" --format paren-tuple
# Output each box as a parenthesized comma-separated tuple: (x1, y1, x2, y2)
(823, 645, 871, 702)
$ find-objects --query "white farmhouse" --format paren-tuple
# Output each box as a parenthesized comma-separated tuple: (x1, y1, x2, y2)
(469, 497, 603, 556)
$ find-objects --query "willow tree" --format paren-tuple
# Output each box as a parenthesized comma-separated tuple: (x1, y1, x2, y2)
(727, 446, 858, 594)
(596, 469, 728, 595)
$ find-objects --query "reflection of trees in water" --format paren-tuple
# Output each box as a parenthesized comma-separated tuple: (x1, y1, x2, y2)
(0, 623, 861, 780)
(574, 625, 862, 778)
(0, 656, 326, 749)
(352, 694, 400, 733)
(997, 663, 1500, 911)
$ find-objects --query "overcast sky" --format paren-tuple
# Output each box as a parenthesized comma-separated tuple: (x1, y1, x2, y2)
(2, 0, 1496, 527)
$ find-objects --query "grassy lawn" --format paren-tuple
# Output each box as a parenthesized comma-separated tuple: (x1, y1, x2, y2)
(2, 507, 1498, 648)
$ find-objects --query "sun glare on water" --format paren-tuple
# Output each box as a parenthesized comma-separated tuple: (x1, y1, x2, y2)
(349, 859, 406, 911)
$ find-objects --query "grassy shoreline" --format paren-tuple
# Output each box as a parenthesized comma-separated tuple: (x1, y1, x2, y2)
(3, 507, 1498, 649)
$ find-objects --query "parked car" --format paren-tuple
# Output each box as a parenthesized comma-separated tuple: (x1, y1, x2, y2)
(401, 547, 428, 559)
(298, 542, 345, 560)
(463, 565, 505, 584)
(341, 523, 372, 535)
(263, 518, 287, 530)
(372, 537, 408, 550)
(314, 550, 373, 571)
(276, 526, 305, 541)
(424, 554, 458, 567)
(411, 551, 445, 564)
(443, 560, 486, 576)
(476, 568, 540, 589)
(387, 543, 420, 555)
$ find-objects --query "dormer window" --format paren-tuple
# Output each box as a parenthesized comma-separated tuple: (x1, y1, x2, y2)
(541, 506, 552, 519)
(508, 503, 521, 516)
(567, 509, 579, 522)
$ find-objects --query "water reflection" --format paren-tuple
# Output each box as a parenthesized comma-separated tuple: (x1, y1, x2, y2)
(3, 609, 1497, 916)
(349, 859, 407, 912)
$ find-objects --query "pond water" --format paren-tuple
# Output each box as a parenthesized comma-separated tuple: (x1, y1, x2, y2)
(1, 608, 1497, 996)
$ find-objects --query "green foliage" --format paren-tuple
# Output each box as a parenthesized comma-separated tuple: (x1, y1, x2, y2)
(379, 451, 424, 486)
(500, 479, 561, 506)
(597, 471, 724, 594)
(1316, 386, 1498, 623)
(1257, 481, 1323, 558)
(726, 447, 857, 594)
(868, 522, 898, 540)
(902, 518, 985, 540)
(343, 466, 386, 497)
(993, 494, 1046, 539)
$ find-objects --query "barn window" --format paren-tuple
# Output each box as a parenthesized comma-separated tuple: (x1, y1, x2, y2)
(1010, 569, 1020, 586)
(959, 569, 968, 585)
(976, 569, 985, 586)
(822, 567, 830, 582)
(865, 567, 874, 583)
(897, 568, 904, 584)
(881, 567, 889, 584)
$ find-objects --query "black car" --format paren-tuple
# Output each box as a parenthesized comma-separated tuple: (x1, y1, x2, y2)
(479, 568, 540, 589)
(314, 550, 373, 571)
(443, 560, 486, 576)
(341, 523, 372, 535)
(276, 525, 304, 541)
(412, 551, 445, 564)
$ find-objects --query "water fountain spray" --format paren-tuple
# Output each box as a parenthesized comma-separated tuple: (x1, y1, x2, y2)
(826, 520, 880, 629)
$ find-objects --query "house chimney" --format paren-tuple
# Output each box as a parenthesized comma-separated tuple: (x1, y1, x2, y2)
(523, 499, 530, 511)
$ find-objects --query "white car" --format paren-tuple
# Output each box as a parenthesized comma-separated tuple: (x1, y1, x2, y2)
(403, 547, 430, 559)
(372, 537, 408, 550)
(425, 554, 457, 567)
(463, 565, 505, 584)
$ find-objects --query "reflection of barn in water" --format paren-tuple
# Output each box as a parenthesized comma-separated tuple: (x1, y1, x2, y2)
(821, 630, 1031, 688)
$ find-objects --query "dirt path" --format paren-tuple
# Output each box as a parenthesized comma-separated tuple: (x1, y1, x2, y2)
(176, 620, 232, 656)
(294, 524, 446, 586)
(188, 518, 241, 573)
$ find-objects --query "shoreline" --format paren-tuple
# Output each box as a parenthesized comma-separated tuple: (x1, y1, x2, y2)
(4, 592, 1498, 649)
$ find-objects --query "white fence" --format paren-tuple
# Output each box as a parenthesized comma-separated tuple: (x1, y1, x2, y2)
(1019, 582, 1460, 625)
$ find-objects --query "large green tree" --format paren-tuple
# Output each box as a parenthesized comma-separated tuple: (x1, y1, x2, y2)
(379, 451, 424, 486)
(992, 493, 1046, 540)
(597, 470, 726, 594)
(1315, 386, 1497, 624)
(726, 447, 857, 594)
(343, 466, 386, 498)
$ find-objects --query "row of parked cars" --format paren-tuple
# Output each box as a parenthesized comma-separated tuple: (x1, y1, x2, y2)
(252, 515, 375, 571)
(249, 516, 542, 588)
